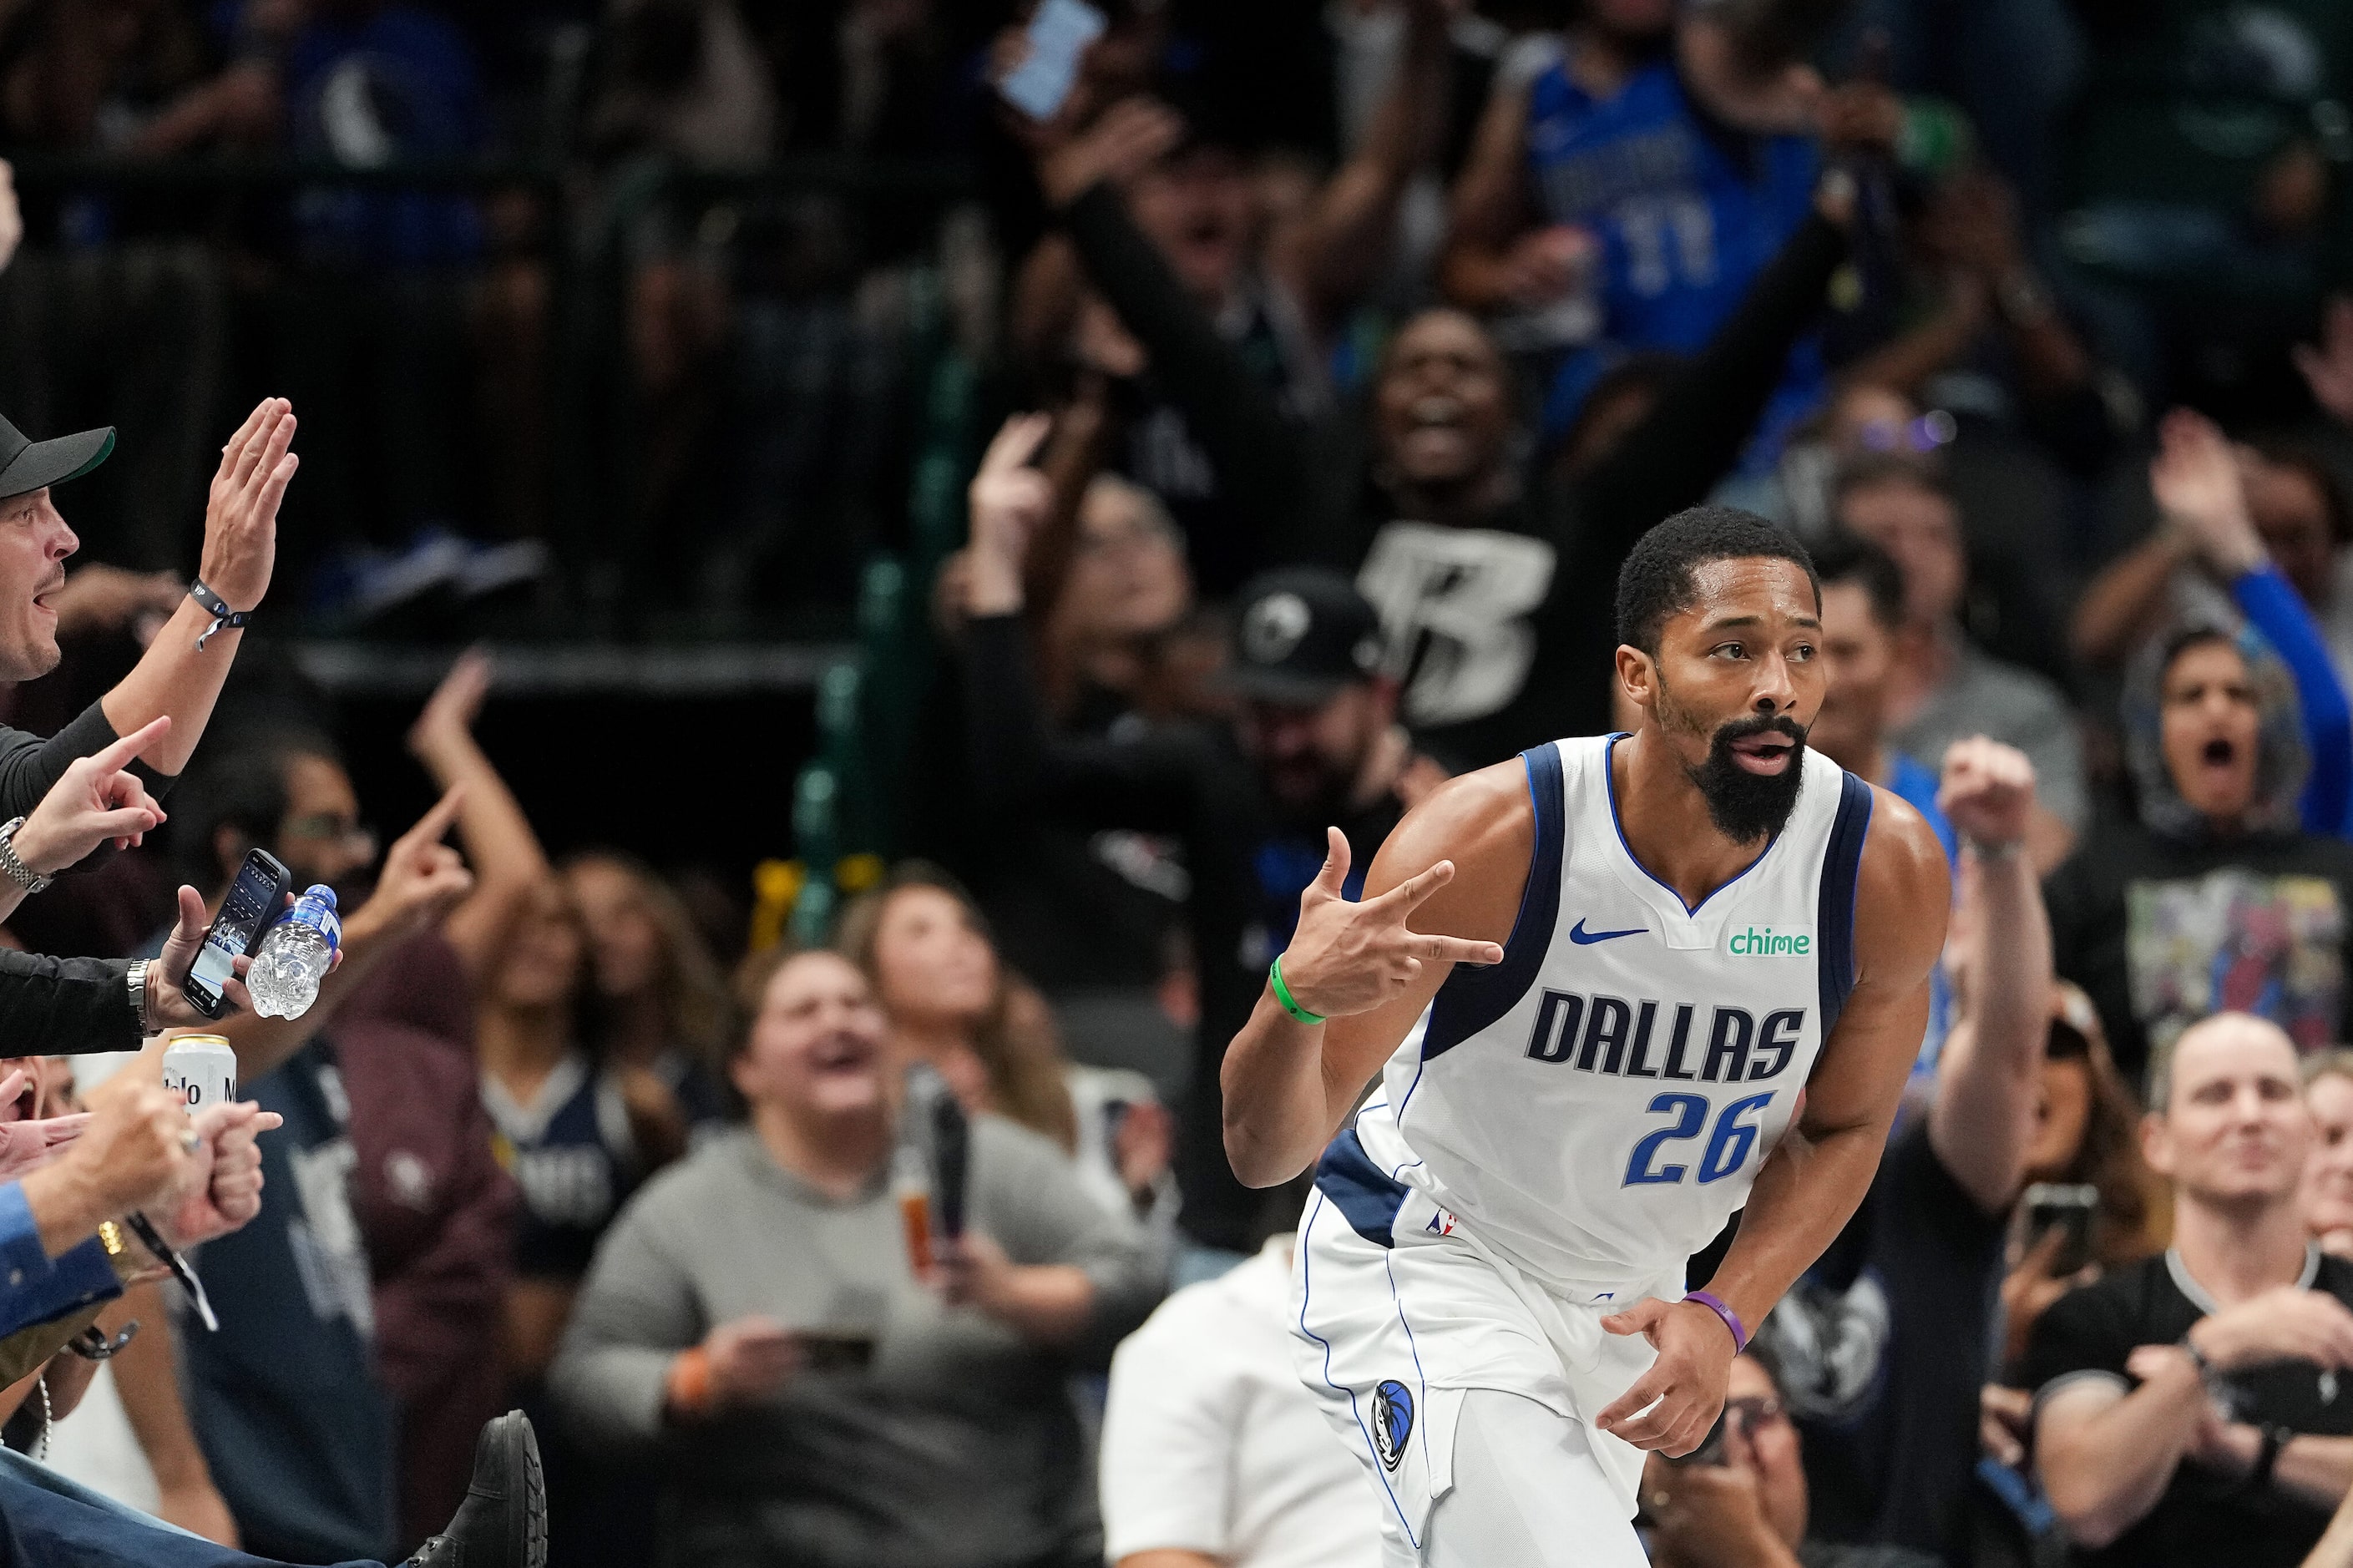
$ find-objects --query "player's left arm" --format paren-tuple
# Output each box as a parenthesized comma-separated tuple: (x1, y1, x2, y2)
(1595, 789, 1950, 1456)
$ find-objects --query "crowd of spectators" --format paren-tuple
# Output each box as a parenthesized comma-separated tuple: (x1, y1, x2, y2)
(8, 2, 2353, 1568)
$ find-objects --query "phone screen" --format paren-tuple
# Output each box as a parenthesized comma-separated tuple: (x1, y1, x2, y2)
(999, 0, 1106, 121)
(185, 849, 291, 1015)
(2022, 1182, 2098, 1277)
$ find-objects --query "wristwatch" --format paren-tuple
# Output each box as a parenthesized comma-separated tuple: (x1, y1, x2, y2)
(124, 959, 154, 1037)
(0, 817, 53, 894)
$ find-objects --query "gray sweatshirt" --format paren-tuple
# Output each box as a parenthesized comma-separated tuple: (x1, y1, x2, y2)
(549, 1119, 1163, 1568)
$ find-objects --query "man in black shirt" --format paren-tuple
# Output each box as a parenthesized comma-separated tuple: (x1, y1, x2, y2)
(959, 419, 1424, 1255)
(1030, 104, 1856, 770)
(2021, 1011, 2353, 1568)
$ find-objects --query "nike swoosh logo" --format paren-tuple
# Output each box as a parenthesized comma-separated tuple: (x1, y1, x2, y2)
(1568, 918, 1646, 945)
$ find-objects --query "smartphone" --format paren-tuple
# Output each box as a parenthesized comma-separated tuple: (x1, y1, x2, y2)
(2022, 1182, 2100, 1277)
(932, 1090, 971, 1241)
(998, 0, 1106, 121)
(182, 848, 291, 1019)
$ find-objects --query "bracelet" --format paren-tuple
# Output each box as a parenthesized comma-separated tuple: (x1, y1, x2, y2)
(188, 578, 250, 651)
(0, 817, 51, 895)
(1683, 1289, 1748, 1353)
(1966, 836, 2023, 863)
(1268, 956, 1326, 1025)
(125, 959, 154, 1037)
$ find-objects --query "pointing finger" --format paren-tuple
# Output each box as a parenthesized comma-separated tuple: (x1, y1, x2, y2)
(400, 784, 466, 849)
(1376, 858, 1455, 913)
(980, 413, 1052, 476)
(1415, 933, 1505, 967)
(89, 715, 170, 775)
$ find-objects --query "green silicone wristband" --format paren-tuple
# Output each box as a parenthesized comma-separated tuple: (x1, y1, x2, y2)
(1269, 956, 1326, 1025)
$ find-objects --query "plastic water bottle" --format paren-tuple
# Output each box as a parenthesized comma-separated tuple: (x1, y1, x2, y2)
(246, 885, 341, 1019)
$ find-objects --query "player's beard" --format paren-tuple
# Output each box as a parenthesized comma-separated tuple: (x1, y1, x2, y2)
(1656, 680, 1810, 844)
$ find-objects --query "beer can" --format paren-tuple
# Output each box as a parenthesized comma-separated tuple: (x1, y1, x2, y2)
(160, 1034, 238, 1114)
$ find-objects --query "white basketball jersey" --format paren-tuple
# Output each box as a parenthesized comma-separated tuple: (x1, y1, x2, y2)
(1335, 736, 1874, 1290)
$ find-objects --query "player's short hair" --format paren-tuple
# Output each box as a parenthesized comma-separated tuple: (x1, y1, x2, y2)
(1808, 529, 1905, 632)
(1614, 504, 1819, 655)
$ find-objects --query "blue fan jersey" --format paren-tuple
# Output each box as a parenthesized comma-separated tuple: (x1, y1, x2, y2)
(1523, 54, 1825, 459)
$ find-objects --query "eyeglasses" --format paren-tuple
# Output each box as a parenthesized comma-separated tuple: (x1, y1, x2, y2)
(281, 814, 377, 858)
(1723, 1394, 1786, 1431)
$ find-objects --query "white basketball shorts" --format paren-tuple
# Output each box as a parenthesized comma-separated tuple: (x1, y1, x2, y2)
(1289, 1130, 1677, 1563)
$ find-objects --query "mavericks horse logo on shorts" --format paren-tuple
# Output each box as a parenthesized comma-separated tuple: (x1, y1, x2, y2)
(1372, 1379, 1414, 1470)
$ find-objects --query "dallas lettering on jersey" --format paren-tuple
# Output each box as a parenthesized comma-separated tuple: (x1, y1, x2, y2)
(1522, 990, 1804, 1083)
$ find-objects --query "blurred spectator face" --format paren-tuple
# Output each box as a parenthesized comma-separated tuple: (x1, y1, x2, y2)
(2243, 455, 2337, 609)
(2026, 1050, 2094, 1176)
(274, 752, 377, 891)
(1060, 477, 1191, 641)
(2158, 637, 2261, 823)
(2302, 1068, 2353, 1242)
(1237, 682, 1392, 816)
(1837, 476, 1964, 630)
(1374, 311, 1513, 493)
(566, 856, 662, 999)
(1130, 144, 1257, 304)
(2146, 1015, 2310, 1206)
(492, 879, 588, 1012)
(1728, 1354, 1808, 1546)
(0, 1056, 68, 1121)
(731, 951, 888, 1121)
(0, 486, 77, 680)
(870, 885, 998, 1032)
(1810, 579, 1894, 772)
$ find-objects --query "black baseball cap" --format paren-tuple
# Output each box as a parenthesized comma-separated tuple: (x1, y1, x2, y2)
(1222, 568, 1386, 706)
(0, 413, 113, 503)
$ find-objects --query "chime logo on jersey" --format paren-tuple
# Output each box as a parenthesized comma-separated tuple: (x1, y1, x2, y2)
(1523, 989, 1805, 1082)
(1728, 924, 1812, 958)
(1371, 1379, 1414, 1470)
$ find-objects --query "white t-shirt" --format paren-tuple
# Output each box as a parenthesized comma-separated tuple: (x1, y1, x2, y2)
(1101, 1239, 1381, 1568)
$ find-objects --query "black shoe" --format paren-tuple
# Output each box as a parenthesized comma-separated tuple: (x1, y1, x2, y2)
(405, 1410, 547, 1567)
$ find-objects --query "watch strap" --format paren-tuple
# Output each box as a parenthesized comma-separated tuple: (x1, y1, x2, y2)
(0, 817, 52, 894)
(124, 959, 153, 1036)
(188, 578, 250, 651)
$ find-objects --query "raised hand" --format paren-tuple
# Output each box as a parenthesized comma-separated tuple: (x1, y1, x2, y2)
(2150, 408, 2264, 574)
(12, 715, 172, 873)
(357, 786, 473, 940)
(197, 399, 298, 615)
(1037, 95, 1183, 207)
(408, 647, 493, 760)
(1594, 1294, 1738, 1456)
(1937, 736, 2037, 853)
(2295, 297, 2353, 427)
(1273, 828, 1504, 1020)
(2188, 1283, 2353, 1372)
(963, 413, 1055, 616)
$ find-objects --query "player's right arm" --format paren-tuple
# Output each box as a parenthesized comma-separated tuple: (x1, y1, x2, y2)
(1222, 766, 1521, 1189)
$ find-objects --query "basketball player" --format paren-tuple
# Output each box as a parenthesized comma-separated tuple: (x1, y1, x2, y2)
(1222, 507, 1951, 1565)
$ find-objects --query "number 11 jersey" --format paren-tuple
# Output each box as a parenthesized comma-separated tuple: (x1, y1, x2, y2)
(1349, 736, 1875, 1292)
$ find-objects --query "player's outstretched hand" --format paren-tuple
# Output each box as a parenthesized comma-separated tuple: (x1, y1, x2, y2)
(1594, 1297, 1736, 1456)
(1274, 827, 1504, 1020)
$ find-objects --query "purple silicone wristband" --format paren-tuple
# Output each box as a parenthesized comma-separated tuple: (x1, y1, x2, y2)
(1683, 1289, 1748, 1353)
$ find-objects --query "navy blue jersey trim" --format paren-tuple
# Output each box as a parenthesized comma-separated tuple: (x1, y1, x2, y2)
(1605, 734, 1775, 916)
(1314, 1129, 1411, 1249)
(1816, 771, 1874, 1039)
(1418, 744, 1566, 1063)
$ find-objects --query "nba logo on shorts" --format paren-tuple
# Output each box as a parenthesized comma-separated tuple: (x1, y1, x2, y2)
(1372, 1379, 1414, 1470)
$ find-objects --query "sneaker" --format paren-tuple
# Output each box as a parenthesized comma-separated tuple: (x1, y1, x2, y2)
(404, 1410, 547, 1567)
